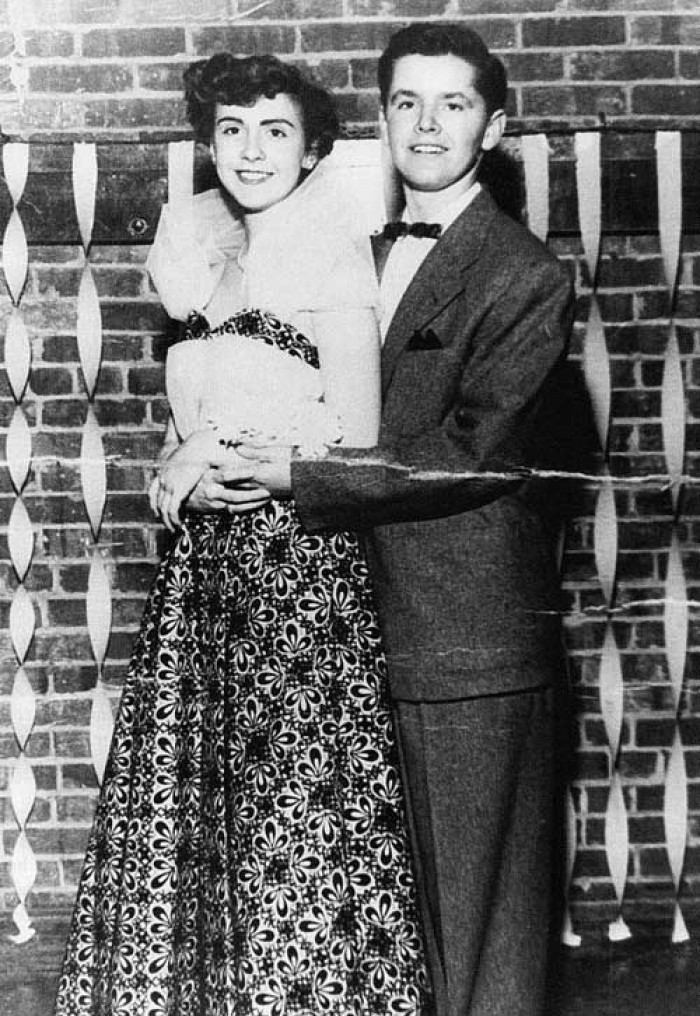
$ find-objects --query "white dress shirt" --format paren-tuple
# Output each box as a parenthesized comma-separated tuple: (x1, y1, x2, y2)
(379, 182, 482, 339)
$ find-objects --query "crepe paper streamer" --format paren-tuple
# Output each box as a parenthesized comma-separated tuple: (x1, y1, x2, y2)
(168, 139, 195, 210)
(664, 729, 689, 943)
(655, 132, 682, 295)
(605, 770, 631, 942)
(76, 263, 103, 399)
(582, 296, 611, 454)
(10, 753, 36, 829)
(599, 621, 624, 763)
(593, 467, 618, 610)
(561, 788, 582, 947)
(72, 143, 98, 253)
(661, 324, 685, 516)
(8, 498, 34, 583)
(665, 533, 688, 715)
(80, 407, 107, 540)
(9, 585, 35, 664)
(2, 143, 29, 305)
(90, 681, 114, 786)
(4, 310, 31, 402)
(2, 209, 29, 306)
(575, 132, 602, 284)
(6, 406, 32, 494)
(8, 831, 37, 944)
(10, 667, 36, 751)
(521, 134, 550, 243)
(2, 141, 29, 205)
(87, 549, 112, 672)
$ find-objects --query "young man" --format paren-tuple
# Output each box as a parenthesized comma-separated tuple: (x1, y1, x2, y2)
(185, 23, 574, 1016)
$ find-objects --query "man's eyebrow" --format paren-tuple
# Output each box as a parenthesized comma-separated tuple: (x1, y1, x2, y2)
(389, 89, 470, 102)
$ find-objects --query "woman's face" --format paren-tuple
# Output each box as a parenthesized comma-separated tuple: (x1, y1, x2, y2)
(210, 92, 317, 214)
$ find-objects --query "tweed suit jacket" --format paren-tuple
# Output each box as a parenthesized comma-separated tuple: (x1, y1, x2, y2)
(293, 187, 575, 701)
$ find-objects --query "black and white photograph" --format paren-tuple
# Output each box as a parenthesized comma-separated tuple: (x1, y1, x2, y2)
(0, 2, 698, 1014)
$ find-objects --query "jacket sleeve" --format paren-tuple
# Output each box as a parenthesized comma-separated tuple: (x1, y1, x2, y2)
(292, 257, 575, 531)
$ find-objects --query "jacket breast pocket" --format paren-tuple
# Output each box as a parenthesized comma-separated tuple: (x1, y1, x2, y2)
(386, 349, 459, 432)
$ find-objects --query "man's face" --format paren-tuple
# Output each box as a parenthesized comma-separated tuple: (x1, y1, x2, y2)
(381, 53, 505, 200)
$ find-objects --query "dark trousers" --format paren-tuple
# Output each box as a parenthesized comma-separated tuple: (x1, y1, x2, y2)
(394, 687, 555, 1016)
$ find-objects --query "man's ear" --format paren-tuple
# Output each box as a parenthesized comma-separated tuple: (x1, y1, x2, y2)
(482, 109, 506, 152)
(379, 107, 389, 146)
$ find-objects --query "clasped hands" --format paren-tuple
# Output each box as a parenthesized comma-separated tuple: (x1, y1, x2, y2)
(150, 430, 293, 531)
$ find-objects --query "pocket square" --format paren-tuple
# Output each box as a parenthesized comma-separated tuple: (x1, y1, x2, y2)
(406, 328, 442, 351)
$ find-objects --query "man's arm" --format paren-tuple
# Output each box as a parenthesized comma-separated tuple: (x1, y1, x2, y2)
(291, 260, 574, 531)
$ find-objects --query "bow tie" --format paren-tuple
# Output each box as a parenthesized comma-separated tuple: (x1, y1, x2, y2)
(382, 221, 442, 241)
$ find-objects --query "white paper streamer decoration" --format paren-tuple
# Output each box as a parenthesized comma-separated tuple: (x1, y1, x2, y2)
(90, 682, 114, 786)
(6, 406, 32, 494)
(3, 142, 37, 945)
(72, 143, 113, 791)
(665, 534, 688, 713)
(582, 297, 611, 454)
(605, 770, 631, 941)
(561, 788, 582, 947)
(76, 264, 102, 400)
(664, 729, 689, 943)
(662, 324, 685, 516)
(599, 621, 624, 762)
(87, 549, 112, 672)
(8, 498, 34, 582)
(594, 468, 618, 610)
(9, 585, 35, 665)
(655, 132, 682, 294)
(10, 667, 36, 750)
(72, 143, 98, 253)
(168, 139, 195, 209)
(2, 209, 29, 305)
(575, 132, 602, 283)
(4, 309, 31, 401)
(80, 407, 107, 540)
(521, 134, 550, 243)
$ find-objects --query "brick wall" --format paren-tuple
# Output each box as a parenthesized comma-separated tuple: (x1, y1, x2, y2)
(1, 0, 700, 137)
(1, 0, 699, 947)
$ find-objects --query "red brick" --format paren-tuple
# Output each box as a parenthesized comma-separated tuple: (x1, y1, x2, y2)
(193, 25, 295, 56)
(632, 84, 700, 116)
(248, 0, 342, 14)
(521, 84, 627, 116)
(83, 97, 188, 130)
(25, 31, 75, 58)
(83, 27, 186, 58)
(29, 64, 133, 94)
(523, 16, 626, 47)
(630, 15, 700, 46)
(137, 63, 188, 93)
(571, 50, 675, 81)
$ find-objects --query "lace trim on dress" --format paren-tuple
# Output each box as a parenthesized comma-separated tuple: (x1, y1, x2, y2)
(182, 308, 320, 370)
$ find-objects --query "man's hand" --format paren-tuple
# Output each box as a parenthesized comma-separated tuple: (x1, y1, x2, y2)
(235, 444, 293, 498)
(186, 467, 271, 515)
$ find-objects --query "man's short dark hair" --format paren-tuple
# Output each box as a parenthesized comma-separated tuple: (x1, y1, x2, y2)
(184, 53, 339, 158)
(378, 23, 507, 115)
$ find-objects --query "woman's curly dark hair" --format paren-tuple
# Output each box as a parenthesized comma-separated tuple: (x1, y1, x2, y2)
(183, 53, 339, 159)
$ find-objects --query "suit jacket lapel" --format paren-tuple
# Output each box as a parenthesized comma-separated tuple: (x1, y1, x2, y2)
(380, 189, 498, 393)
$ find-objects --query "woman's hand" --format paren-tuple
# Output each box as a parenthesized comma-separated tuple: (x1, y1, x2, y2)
(152, 429, 221, 531)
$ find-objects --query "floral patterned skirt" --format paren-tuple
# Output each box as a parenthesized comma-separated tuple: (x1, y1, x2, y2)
(55, 501, 428, 1016)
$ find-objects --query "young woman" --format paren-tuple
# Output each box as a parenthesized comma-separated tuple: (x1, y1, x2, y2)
(55, 54, 427, 1016)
